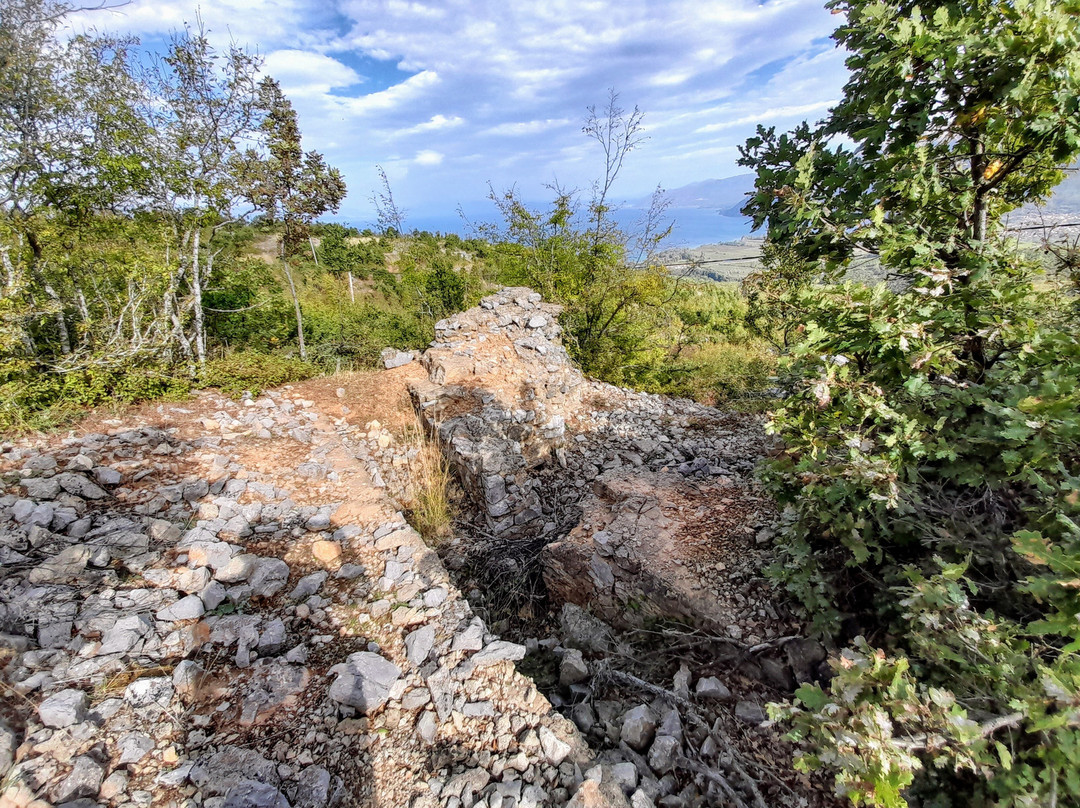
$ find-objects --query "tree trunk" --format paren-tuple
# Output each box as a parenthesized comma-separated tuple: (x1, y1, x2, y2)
(348, 271, 355, 303)
(191, 225, 206, 364)
(281, 258, 307, 361)
(0, 246, 14, 293)
(309, 236, 319, 265)
(43, 283, 71, 355)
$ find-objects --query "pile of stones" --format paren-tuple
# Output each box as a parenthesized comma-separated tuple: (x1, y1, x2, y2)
(0, 389, 640, 808)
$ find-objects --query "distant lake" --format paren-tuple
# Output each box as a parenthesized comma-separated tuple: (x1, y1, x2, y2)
(623, 207, 757, 248)
(386, 204, 756, 249)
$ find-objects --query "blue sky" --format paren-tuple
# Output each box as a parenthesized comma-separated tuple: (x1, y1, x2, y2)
(71, 0, 849, 231)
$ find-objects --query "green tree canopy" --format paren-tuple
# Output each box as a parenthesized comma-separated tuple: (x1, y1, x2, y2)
(246, 77, 346, 257)
(740, 0, 1080, 270)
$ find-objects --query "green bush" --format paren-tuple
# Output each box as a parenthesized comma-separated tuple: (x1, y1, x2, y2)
(654, 341, 776, 404)
(0, 365, 192, 433)
(199, 351, 316, 397)
(762, 263, 1080, 807)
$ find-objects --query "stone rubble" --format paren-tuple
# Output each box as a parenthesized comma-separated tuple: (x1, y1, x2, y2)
(0, 384, 628, 808)
(404, 289, 835, 808)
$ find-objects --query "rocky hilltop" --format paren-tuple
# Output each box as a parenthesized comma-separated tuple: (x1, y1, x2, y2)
(0, 289, 834, 808)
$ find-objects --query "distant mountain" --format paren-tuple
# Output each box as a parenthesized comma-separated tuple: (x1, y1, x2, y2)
(632, 174, 757, 216)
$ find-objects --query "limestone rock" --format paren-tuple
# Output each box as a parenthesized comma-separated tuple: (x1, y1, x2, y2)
(734, 701, 767, 726)
(37, 688, 88, 728)
(51, 754, 104, 803)
(156, 594, 206, 622)
(694, 676, 731, 701)
(404, 624, 436, 667)
(55, 472, 107, 500)
(311, 540, 341, 564)
(328, 652, 402, 713)
(647, 735, 679, 774)
(222, 780, 291, 808)
(559, 649, 590, 687)
(381, 348, 415, 369)
(619, 705, 657, 752)
(248, 558, 290, 598)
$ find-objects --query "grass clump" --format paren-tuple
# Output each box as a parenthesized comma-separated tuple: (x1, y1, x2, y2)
(399, 416, 456, 546)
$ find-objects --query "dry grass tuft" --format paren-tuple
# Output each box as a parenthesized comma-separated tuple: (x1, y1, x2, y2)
(399, 413, 456, 546)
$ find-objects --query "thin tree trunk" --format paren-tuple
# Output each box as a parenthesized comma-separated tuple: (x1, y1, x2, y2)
(309, 236, 319, 265)
(43, 283, 71, 355)
(192, 225, 206, 364)
(0, 246, 14, 293)
(348, 271, 355, 303)
(281, 258, 307, 361)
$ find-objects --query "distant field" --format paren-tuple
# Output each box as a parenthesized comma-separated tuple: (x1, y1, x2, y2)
(655, 238, 766, 283)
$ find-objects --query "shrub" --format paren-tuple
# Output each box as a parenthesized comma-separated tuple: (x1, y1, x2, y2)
(656, 341, 776, 404)
(199, 351, 316, 397)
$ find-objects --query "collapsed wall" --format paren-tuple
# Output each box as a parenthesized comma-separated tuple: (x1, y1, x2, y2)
(410, 287, 798, 650)
(409, 288, 584, 542)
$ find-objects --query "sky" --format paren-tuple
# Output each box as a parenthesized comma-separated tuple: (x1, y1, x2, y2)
(70, 0, 850, 233)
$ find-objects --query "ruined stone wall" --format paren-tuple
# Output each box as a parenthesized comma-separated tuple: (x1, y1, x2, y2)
(409, 287, 588, 541)
(409, 287, 794, 650)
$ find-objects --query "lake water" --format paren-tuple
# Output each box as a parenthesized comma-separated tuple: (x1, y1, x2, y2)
(396, 205, 756, 249)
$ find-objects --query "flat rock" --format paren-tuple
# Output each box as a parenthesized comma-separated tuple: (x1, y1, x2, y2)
(51, 754, 104, 803)
(38, 688, 88, 728)
(293, 765, 345, 808)
(117, 732, 155, 765)
(471, 640, 526, 667)
(55, 472, 107, 500)
(98, 614, 153, 656)
(312, 540, 342, 564)
(404, 624, 436, 667)
(328, 652, 402, 714)
(222, 780, 291, 808)
(381, 348, 414, 369)
(248, 558, 291, 597)
(734, 701, 767, 726)
(157, 594, 206, 622)
(694, 676, 731, 701)
(22, 477, 61, 499)
(538, 725, 572, 766)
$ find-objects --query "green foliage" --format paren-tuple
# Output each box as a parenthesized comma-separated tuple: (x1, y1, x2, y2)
(657, 341, 776, 405)
(740, 0, 1080, 805)
(0, 365, 191, 433)
(198, 351, 315, 397)
(317, 224, 384, 279)
(487, 92, 676, 386)
(243, 77, 346, 256)
(740, 0, 1080, 271)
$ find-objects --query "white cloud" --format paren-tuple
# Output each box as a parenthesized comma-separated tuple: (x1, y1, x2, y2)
(73, 0, 851, 229)
(414, 149, 444, 165)
(339, 69, 440, 116)
(484, 119, 572, 137)
(400, 114, 465, 135)
(263, 50, 361, 96)
(694, 100, 837, 133)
